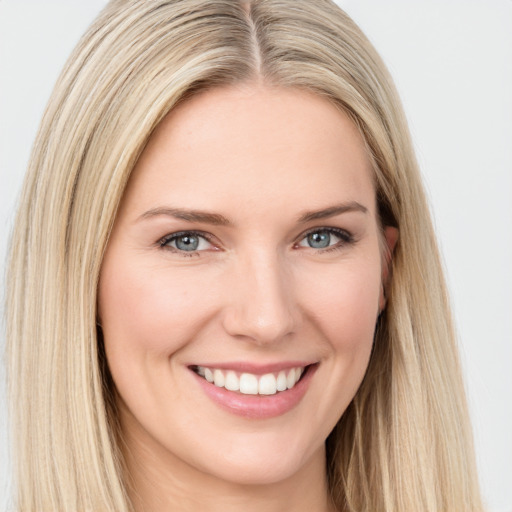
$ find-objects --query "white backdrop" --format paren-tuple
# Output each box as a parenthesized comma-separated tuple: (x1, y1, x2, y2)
(0, 1, 511, 511)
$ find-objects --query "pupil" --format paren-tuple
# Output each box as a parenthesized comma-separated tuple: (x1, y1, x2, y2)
(308, 231, 330, 248)
(176, 235, 198, 251)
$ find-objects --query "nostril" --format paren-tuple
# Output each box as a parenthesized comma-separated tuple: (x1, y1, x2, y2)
(220, 263, 298, 344)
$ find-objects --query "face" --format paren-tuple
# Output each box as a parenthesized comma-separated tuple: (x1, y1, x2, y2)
(98, 85, 396, 488)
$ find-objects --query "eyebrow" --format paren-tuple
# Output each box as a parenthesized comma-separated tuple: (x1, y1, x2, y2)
(137, 201, 368, 226)
(297, 202, 368, 223)
(138, 207, 231, 226)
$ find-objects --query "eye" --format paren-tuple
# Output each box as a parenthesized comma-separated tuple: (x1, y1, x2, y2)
(297, 228, 353, 250)
(159, 231, 214, 253)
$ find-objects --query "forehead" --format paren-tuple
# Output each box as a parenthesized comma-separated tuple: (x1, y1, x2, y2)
(121, 85, 376, 220)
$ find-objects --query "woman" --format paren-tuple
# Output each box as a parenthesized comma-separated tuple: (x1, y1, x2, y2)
(5, 0, 483, 510)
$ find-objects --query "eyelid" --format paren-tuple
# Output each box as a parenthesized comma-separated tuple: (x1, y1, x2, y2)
(299, 226, 353, 240)
(157, 226, 355, 255)
(295, 226, 355, 250)
(158, 230, 218, 252)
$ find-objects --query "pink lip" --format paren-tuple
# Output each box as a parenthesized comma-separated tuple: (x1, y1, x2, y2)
(190, 363, 318, 419)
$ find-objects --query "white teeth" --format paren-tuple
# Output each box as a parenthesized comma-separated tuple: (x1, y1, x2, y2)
(239, 373, 258, 395)
(224, 371, 239, 392)
(213, 369, 225, 388)
(286, 368, 296, 389)
(276, 371, 287, 392)
(258, 373, 277, 395)
(204, 368, 214, 383)
(195, 365, 306, 395)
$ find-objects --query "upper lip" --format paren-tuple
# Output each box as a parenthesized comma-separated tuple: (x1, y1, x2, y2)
(188, 361, 316, 375)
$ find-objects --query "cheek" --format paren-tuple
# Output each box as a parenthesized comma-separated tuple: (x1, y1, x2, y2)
(298, 255, 382, 350)
(283, 252, 382, 444)
(98, 257, 219, 368)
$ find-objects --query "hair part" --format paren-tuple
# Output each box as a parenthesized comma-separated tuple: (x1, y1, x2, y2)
(6, 1, 482, 510)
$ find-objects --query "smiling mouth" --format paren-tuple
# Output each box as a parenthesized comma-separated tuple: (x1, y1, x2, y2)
(190, 365, 310, 396)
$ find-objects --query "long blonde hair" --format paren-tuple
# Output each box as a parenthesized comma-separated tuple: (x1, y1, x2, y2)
(6, 0, 483, 510)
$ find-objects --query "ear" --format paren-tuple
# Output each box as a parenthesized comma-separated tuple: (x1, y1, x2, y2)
(379, 226, 399, 312)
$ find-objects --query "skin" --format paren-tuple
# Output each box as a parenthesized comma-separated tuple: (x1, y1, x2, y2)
(98, 84, 397, 512)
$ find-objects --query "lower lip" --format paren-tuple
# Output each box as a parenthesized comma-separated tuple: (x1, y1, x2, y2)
(191, 365, 318, 419)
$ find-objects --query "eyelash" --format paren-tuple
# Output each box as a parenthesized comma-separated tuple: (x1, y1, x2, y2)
(158, 230, 216, 257)
(297, 227, 355, 253)
(157, 227, 355, 256)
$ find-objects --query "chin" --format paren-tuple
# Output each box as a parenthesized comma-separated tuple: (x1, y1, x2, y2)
(190, 432, 325, 487)
(199, 456, 311, 487)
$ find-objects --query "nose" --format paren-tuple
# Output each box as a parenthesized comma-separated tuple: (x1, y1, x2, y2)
(221, 251, 299, 345)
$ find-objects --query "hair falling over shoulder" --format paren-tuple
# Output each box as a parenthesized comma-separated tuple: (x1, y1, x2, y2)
(5, 0, 483, 510)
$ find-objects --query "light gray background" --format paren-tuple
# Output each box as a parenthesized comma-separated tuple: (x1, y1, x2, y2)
(1, 1, 511, 511)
